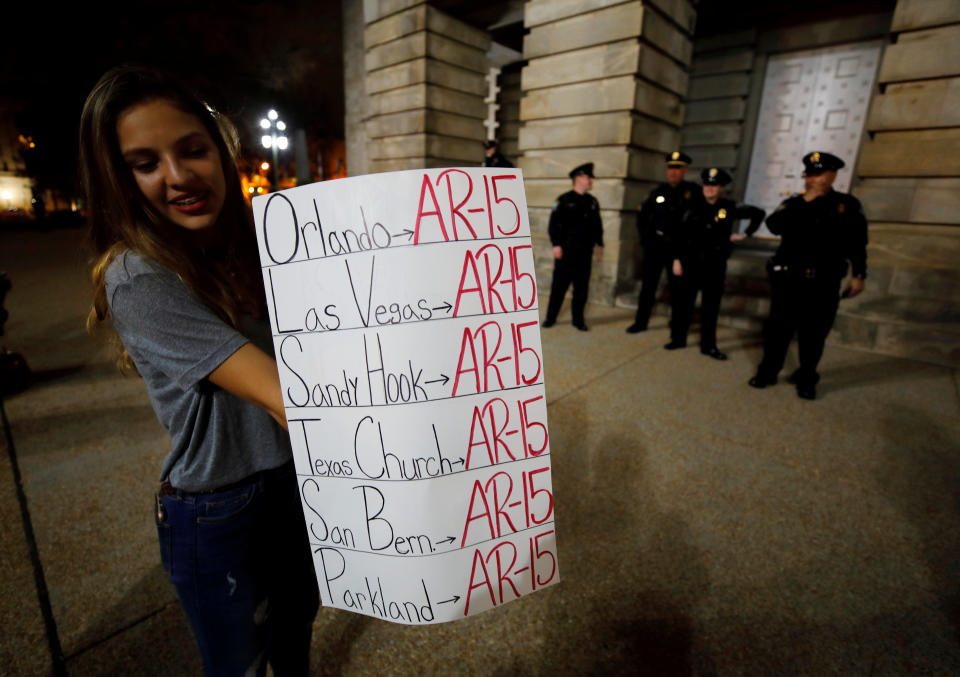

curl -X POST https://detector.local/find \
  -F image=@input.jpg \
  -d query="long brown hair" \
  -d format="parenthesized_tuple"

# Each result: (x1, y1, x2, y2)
(80, 65, 266, 370)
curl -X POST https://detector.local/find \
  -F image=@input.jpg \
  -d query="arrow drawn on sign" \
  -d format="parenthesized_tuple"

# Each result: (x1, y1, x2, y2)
(431, 301, 453, 314)
(438, 595, 461, 605)
(425, 374, 450, 386)
(392, 228, 415, 241)
(434, 536, 456, 546)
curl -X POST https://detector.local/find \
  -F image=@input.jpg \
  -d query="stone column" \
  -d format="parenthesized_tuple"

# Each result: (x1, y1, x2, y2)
(343, 0, 369, 176)
(844, 0, 960, 367)
(363, 0, 491, 173)
(518, 0, 696, 306)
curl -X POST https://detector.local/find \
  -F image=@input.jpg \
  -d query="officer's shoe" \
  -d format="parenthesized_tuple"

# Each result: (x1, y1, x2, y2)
(748, 372, 777, 388)
(787, 369, 817, 398)
(701, 347, 727, 361)
(663, 340, 686, 350)
(542, 319, 556, 328)
(625, 323, 647, 334)
(573, 323, 589, 332)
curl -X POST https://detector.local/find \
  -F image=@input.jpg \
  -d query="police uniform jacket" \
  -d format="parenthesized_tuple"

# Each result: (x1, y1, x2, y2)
(637, 180, 701, 254)
(678, 198, 766, 262)
(483, 152, 514, 168)
(548, 190, 604, 256)
(766, 189, 868, 279)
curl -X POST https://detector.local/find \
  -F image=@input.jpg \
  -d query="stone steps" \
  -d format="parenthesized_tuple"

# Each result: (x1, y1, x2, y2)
(610, 246, 960, 367)
(613, 247, 772, 332)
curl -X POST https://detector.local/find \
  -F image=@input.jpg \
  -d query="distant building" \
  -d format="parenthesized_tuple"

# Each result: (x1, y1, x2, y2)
(0, 107, 33, 217)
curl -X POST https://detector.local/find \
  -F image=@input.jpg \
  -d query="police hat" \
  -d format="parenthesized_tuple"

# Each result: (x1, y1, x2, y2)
(666, 151, 692, 167)
(802, 151, 845, 175)
(701, 167, 732, 186)
(569, 162, 594, 179)
(483, 140, 498, 150)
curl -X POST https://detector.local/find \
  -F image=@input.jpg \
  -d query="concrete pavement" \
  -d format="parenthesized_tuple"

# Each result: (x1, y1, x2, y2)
(2, 225, 959, 675)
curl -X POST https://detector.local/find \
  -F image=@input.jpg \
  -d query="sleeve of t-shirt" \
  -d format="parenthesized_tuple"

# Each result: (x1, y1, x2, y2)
(109, 267, 250, 390)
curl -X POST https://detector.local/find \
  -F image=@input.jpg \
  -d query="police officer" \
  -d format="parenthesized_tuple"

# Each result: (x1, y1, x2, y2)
(670, 167, 765, 357)
(627, 151, 701, 334)
(482, 140, 514, 168)
(542, 162, 604, 331)
(749, 151, 867, 399)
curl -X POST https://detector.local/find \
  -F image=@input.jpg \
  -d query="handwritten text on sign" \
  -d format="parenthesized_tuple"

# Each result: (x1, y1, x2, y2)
(253, 168, 558, 624)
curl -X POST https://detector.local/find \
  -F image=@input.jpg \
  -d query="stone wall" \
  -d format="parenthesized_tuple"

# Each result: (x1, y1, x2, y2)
(840, 0, 960, 366)
(666, 1, 959, 367)
(518, 0, 696, 304)
(679, 29, 757, 182)
(363, 0, 490, 172)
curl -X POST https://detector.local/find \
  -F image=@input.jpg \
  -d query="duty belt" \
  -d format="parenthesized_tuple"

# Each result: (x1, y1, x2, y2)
(771, 264, 818, 279)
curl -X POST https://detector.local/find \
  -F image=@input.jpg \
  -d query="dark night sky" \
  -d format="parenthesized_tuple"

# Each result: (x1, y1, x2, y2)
(2, 0, 344, 190)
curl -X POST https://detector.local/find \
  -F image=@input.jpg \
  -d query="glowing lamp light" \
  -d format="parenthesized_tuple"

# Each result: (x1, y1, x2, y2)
(1, 191, 12, 200)
(259, 109, 287, 191)
(248, 186, 255, 194)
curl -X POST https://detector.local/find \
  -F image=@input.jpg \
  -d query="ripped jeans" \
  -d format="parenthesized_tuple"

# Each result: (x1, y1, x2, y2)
(157, 461, 319, 677)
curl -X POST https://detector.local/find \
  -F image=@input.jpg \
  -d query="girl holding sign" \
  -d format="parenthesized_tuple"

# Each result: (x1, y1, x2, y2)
(80, 65, 318, 675)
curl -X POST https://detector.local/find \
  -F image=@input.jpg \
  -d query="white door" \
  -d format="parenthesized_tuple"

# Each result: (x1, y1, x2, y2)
(743, 41, 882, 236)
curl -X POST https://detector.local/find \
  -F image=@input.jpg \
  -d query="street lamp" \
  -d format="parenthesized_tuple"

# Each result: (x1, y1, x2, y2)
(260, 109, 288, 191)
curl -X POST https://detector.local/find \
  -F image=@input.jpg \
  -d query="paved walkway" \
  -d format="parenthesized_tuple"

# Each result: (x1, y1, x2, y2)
(2, 226, 959, 675)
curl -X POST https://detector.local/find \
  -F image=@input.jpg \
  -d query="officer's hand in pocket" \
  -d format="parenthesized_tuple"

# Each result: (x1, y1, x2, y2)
(672, 259, 683, 277)
(553, 246, 563, 260)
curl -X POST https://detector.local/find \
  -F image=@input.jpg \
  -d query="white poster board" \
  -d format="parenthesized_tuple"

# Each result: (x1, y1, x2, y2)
(252, 168, 559, 624)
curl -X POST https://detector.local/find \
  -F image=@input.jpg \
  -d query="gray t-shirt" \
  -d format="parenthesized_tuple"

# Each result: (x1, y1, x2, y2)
(105, 250, 291, 492)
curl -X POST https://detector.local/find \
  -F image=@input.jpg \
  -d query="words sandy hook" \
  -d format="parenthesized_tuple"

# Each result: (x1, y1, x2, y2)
(253, 167, 559, 624)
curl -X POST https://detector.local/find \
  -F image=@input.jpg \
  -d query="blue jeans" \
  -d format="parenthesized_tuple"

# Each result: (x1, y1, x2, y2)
(156, 461, 319, 676)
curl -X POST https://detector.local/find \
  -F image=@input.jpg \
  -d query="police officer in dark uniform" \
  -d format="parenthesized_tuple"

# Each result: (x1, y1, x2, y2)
(670, 167, 766, 357)
(482, 140, 514, 168)
(749, 152, 868, 399)
(627, 151, 701, 334)
(542, 162, 604, 331)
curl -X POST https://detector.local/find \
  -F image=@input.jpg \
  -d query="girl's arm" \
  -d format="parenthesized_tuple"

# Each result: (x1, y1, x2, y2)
(209, 343, 288, 430)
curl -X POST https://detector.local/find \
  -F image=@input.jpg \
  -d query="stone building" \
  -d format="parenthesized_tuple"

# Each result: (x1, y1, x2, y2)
(0, 106, 33, 217)
(343, 0, 960, 367)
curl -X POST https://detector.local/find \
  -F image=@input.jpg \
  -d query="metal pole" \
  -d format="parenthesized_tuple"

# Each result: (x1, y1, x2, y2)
(271, 131, 279, 191)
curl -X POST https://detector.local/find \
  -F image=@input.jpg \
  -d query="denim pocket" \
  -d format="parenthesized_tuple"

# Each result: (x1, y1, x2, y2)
(197, 484, 258, 524)
(155, 498, 173, 572)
